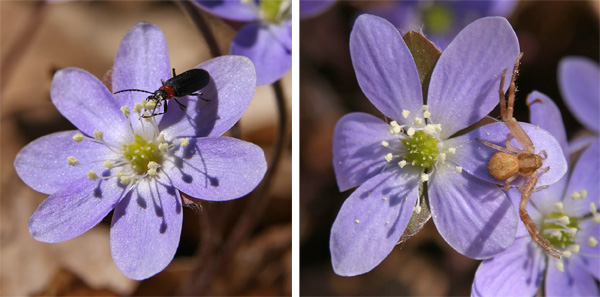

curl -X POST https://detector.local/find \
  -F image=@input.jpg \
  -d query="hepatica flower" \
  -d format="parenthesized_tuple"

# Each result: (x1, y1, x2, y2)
(14, 22, 267, 280)
(331, 14, 566, 276)
(472, 92, 599, 297)
(193, 0, 291, 85)
(558, 56, 600, 152)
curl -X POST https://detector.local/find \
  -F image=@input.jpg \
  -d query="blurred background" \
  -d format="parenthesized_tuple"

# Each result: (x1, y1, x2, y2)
(1, 1, 291, 296)
(300, 0, 598, 296)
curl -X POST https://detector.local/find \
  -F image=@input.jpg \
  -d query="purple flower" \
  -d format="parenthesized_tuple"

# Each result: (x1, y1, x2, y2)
(331, 14, 567, 276)
(299, 0, 335, 18)
(472, 92, 599, 297)
(193, 0, 291, 86)
(558, 56, 600, 152)
(368, 0, 517, 49)
(14, 22, 267, 280)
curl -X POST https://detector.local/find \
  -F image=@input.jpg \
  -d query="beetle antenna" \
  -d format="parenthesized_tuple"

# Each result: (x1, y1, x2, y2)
(114, 89, 154, 95)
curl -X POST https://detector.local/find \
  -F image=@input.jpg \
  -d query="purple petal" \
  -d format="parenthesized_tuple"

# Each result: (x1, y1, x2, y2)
(112, 22, 171, 110)
(29, 178, 126, 243)
(577, 219, 600, 280)
(472, 236, 546, 297)
(192, 0, 259, 22)
(428, 17, 519, 139)
(50, 68, 129, 143)
(546, 257, 599, 297)
(447, 121, 567, 188)
(110, 179, 183, 280)
(563, 140, 599, 217)
(164, 137, 266, 201)
(559, 56, 600, 133)
(330, 170, 419, 276)
(429, 167, 518, 259)
(300, 0, 335, 18)
(528, 91, 568, 161)
(231, 22, 291, 85)
(568, 133, 599, 154)
(332, 112, 399, 191)
(349, 14, 423, 123)
(14, 131, 114, 194)
(159, 56, 257, 138)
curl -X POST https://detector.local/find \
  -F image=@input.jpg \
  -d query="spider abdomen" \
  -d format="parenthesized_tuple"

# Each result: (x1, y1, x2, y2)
(488, 152, 519, 180)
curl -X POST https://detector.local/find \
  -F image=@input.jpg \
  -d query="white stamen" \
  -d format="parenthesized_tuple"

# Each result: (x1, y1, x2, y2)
(93, 130, 103, 141)
(414, 205, 422, 214)
(144, 100, 157, 110)
(355, 219, 360, 224)
(133, 103, 144, 113)
(580, 189, 588, 198)
(448, 147, 456, 154)
(402, 110, 410, 119)
(562, 251, 572, 258)
(120, 106, 130, 116)
(589, 237, 598, 247)
(455, 166, 463, 173)
(413, 117, 423, 125)
(72, 133, 84, 142)
(67, 156, 79, 166)
(423, 124, 436, 134)
(102, 160, 114, 169)
(384, 153, 394, 162)
(555, 202, 564, 211)
(158, 143, 169, 153)
(423, 111, 431, 118)
(407, 127, 415, 136)
(422, 105, 429, 111)
(555, 261, 564, 272)
(438, 153, 446, 162)
(86, 170, 98, 180)
(590, 202, 597, 214)
(381, 140, 389, 147)
(571, 191, 581, 199)
(119, 175, 131, 185)
(180, 137, 190, 147)
(398, 160, 407, 168)
(572, 244, 580, 253)
(421, 173, 429, 182)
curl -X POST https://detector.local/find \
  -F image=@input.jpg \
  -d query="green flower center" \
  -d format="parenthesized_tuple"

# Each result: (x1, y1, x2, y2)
(260, 0, 288, 23)
(423, 4, 453, 34)
(542, 211, 579, 249)
(122, 135, 162, 175)
(401, 130, 439, 168)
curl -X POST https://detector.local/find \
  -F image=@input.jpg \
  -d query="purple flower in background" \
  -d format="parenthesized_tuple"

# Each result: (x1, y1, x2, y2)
(558, 56, 600, 152)
(300, 0, 335, 18)
(368, 0, 516, 49)
(14, 22, 267, 280)
(472, 92, 599, 297)
(193, 0, 291, 86)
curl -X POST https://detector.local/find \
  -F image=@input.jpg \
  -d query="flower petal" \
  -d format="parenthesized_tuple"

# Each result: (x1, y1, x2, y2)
(546, 257, 599, 297)
(110, 179, 183, 280)
(447, 121, 567, 188)
(472, 236, 546, 297)
(50, 68, 129, 143)
(563, 140, 599, 217)
(29, 177, 126, 243)
(192, 0, 259, 22)
(159, 56, 257, 138)
(576, 219, 600, 280)
(528, 91, 568, 161)
(14, 131, 115, 194)
(349, 14, 423, 123)
(429, 167, 518, 259)
(231, 22, 291, 85)
(300, 0, 335, 18)
(112, 22, 171, 111)
(559, 56, 600, 133)
(332, 112, 398, 191)
(428, 17, 519, 139)
(164, 137, 266, 201)
(330, 170, 419, 276)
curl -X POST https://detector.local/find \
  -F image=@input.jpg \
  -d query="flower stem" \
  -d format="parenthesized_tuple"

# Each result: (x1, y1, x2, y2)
(175, 0, 222, 57)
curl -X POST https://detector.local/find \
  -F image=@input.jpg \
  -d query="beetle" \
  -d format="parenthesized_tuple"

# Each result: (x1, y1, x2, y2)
(114, 68, 210, 117)
(477, 53, 561, 259)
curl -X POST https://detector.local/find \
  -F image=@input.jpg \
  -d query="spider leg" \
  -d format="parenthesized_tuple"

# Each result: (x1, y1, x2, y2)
(539, 150, 548, 159)
(517, 176, 526, 193)
(519, 172, 562, 259)
(505, 134, 522, 153)
(476, 139, 517, 155)
(533, 185, 549, 193)
(504, 174, 519, 191)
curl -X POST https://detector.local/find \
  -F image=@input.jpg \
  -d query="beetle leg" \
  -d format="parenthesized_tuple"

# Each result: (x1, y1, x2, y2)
(173, 98, 186, 110)
(191, 92, 210, 102)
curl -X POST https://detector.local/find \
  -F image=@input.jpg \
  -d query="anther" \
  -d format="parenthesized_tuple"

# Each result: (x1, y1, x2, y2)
(407, 127, 415, 136)
(414, 205, 422, 214)
(158, 143, 169, 153)
(448, 147, 456, 154)
(93, 130, 104, 141)
(398, 160, 407, 168)
(120, 106, 130, 116)
(402, 110, 410, 119)
(102, 160, 114, 169)
(455, 166, 463, 173)
(67, 156, 79, 166)
(423, 111, 431, 118)
(180, 138, 190, 147)
(555, 261, 564, 272)
(381, 140, 389, 147)
(580, 189, 588, 198)
(133, 103, 144, 113)
(73, 133, 84, 142)
(589, 237, 598, 247)
(414, 117, 423, 125)
(86, 170, 98, 180)
(555, 202, 564, 211)
(571, 191, 581, 200)
(421, 173, 429, 182)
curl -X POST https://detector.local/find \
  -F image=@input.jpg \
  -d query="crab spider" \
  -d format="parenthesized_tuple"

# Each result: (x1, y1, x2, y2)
(477, 53, 562, 259)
